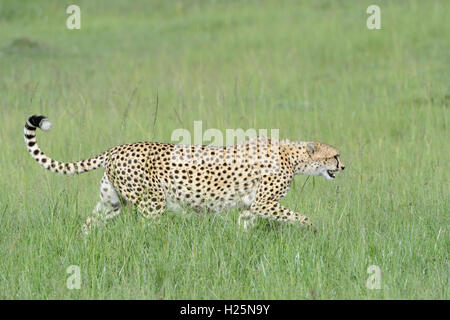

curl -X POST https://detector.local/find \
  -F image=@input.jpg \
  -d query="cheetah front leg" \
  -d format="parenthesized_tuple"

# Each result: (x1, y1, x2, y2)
(250, 200, 314, 228)
(83, 173, 123, 235)
(248, 174, 315, 230)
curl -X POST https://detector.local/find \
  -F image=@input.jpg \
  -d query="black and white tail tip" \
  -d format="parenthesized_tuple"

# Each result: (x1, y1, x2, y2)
(25, 115, 52, 132)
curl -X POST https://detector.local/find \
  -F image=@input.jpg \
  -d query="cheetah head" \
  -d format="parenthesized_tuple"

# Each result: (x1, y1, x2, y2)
(291, 141, 345, 180)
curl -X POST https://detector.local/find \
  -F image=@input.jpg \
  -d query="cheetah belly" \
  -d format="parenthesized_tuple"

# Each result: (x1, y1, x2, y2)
(240, 189, 256, 207)
(165, 196, 184, 212)
(163, 185, 257, 213)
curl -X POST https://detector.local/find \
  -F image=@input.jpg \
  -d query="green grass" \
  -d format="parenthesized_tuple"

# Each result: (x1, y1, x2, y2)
(0, 0, 448, 299)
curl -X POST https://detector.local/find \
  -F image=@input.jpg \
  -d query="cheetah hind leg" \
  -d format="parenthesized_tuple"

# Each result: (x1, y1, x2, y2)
(135, 184, 167, 226)
(83, 173, 122, 235)
(238, 210, 256, 231)
(139, 200, 167, 226)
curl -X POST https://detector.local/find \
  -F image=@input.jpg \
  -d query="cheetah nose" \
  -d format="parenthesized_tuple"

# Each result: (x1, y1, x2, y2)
(341, 166, 345, 170)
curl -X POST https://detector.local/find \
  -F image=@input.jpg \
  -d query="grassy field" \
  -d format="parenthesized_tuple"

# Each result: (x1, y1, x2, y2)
(0, 0, 448, 299)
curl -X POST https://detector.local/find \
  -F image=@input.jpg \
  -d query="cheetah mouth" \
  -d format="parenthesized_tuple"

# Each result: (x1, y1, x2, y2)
(326, 170, 336, 179)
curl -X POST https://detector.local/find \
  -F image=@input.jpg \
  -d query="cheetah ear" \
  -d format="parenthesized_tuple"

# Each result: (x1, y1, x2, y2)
(306, 142, 316, 156)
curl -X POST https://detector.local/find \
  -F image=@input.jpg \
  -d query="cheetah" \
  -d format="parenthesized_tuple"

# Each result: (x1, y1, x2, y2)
(24, 115, 345, 233)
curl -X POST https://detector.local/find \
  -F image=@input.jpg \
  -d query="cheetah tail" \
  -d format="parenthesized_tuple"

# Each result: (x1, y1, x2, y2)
(24, 115, 107, 176)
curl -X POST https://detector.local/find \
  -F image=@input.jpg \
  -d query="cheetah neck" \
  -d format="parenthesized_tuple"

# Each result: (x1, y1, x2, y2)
(280, 140, 314, 175)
